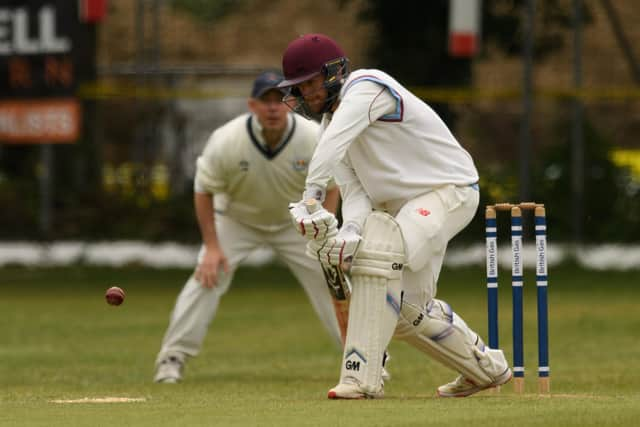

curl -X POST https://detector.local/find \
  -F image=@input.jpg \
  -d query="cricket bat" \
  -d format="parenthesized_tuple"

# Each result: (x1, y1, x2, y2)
(304, 198, 351, 344)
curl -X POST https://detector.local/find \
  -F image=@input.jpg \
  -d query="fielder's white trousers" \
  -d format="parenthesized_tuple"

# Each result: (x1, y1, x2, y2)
(157, 215, 342, 361)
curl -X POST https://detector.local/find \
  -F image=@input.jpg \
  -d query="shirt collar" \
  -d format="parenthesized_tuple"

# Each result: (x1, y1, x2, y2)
(249, 113, 294, 150)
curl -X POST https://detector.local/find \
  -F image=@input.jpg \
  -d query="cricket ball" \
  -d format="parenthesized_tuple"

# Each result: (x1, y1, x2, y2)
(105, 286, 125, 306)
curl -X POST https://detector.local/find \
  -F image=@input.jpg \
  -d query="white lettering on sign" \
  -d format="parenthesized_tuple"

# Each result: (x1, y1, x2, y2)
(0, 99, 79, 143)
(0, 6, 71, 55)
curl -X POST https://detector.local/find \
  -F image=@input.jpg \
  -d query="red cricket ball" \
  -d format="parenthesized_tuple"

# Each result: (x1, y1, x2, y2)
(105, 286, 125, 306)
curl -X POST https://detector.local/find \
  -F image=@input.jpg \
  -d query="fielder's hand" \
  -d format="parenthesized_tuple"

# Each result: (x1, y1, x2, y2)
(195, 247, 229, 288)
(289, 199, 338, 240)
(306, 223, 361, 268)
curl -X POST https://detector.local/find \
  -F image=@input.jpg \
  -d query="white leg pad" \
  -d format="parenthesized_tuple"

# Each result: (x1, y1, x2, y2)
(395, 298, 509, 386)
(336, 212, 404, 396)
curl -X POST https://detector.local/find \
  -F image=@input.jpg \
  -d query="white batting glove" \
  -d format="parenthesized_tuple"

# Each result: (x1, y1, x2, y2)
(308, 223, 362, 267)
(289, 199, 338, 241)
(305, 228, 337, 262)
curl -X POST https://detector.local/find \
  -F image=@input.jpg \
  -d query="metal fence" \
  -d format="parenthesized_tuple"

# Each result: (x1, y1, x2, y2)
(1, 0, 640, 243)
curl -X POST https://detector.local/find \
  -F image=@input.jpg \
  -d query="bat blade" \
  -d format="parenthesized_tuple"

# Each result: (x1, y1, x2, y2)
(304, 198, 351, 299)
(321, 262, 351, 345)
(320, 262, 352, 300)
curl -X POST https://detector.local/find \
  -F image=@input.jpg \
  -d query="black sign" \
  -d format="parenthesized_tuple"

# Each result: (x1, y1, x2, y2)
(0, 1, 84, 97)
(0, 1, 96, 142)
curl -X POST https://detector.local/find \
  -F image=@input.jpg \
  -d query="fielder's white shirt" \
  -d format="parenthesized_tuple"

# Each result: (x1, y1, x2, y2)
(195, 113, 320, 231)
(306, 68, 479, 228)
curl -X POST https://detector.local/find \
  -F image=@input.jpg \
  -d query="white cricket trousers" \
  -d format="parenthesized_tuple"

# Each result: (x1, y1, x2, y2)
(391, 183, 507, 382)
(394, 184, 480, 308)
(157, 214, 342, 361)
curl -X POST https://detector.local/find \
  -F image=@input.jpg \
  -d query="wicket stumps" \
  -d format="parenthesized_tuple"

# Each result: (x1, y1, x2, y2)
(485, 202, 550, 394)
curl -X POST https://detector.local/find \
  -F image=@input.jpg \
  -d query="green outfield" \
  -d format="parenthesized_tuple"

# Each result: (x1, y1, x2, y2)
(1, 264, 639, 426)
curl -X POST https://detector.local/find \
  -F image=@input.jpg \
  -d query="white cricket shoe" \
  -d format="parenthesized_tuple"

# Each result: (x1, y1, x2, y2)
(381, 351, 392, 382)
(436, 368, 512, 397)
(327, 378, 384, 399)
(381, 367, 391, 382)
(154, 355, 184, 384)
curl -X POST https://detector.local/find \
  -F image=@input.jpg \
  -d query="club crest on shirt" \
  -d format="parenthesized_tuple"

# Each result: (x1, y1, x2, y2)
(239, 160, 249, 171)
(292, 157, 309, 171)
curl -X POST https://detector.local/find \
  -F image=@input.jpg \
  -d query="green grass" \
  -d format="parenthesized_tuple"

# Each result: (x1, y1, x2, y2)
(1, 264, 639, 426)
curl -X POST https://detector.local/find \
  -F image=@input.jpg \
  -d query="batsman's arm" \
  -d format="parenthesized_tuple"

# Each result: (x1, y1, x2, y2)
(305, 81, 386, 192)
(322, 185, 340, 215)
(333, 159, 371, 233)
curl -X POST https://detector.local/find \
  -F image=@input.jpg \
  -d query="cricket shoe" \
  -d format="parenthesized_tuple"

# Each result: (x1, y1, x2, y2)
(381, 367, 391, 382)
(154, 354, 184, 384)
(327, 377, 384, 400)
(436, 368, 512, 398)
(381, 351, 392, 382)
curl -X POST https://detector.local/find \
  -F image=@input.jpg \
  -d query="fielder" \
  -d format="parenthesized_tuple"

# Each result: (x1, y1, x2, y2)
(281, 34, 512, 398)
(154, 71, 345, 383)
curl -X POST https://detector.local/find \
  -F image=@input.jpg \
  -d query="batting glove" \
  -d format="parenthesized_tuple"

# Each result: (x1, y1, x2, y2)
(308, 222, 362, 267)
(305, 228, 337, 262)
(289, 200, 338, 241)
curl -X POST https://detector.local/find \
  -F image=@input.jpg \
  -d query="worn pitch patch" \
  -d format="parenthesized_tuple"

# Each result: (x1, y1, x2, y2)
(49, 397, 146, 403)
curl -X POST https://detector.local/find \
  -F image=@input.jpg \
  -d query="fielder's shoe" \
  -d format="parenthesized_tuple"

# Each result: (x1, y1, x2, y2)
(154, 355, 184, 384)
(436, 368, 512, 398)
(328, 377, 384, 400)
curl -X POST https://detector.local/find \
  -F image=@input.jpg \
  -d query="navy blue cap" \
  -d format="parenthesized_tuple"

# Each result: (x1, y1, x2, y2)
(251, 71, 285, 98)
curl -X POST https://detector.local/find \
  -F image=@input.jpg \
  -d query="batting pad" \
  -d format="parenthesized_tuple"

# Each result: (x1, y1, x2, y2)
(339, 211, 405, 394)
(395, 299, 509, 386)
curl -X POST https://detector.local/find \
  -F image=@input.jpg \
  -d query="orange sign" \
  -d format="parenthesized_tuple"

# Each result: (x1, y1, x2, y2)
(0, 99, 80, 143)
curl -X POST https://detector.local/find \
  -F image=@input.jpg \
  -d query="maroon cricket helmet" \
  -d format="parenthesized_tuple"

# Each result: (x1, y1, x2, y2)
(279, 34, 347, 87)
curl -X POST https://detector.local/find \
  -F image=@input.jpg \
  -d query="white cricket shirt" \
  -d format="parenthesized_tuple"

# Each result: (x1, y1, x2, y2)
(307, 69, 479, 227)
(195, 113, 320, 231)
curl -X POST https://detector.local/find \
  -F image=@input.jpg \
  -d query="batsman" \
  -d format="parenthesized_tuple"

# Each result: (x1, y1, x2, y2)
(281, 34, 512, 398)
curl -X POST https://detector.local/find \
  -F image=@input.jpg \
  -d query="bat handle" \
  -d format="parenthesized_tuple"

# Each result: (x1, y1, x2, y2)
(342, 256, 353, 272)
(304, 198, 320, 214)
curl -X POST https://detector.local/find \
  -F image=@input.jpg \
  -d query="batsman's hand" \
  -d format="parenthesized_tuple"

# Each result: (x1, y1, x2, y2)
(307, 223, 361, 268)
(289, 199, 338, 240)
(195, 247, 229, 288)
